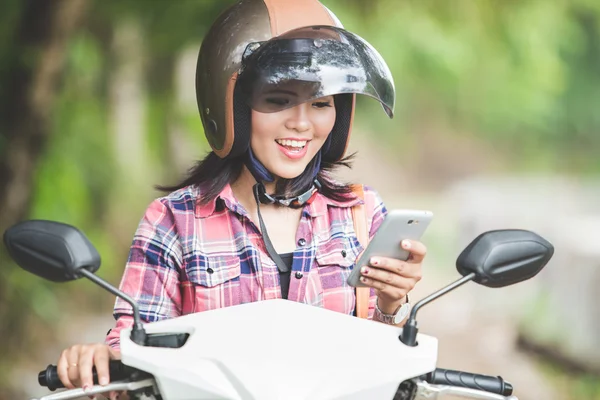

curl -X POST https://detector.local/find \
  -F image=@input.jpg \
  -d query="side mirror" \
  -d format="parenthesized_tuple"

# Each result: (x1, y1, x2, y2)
(4, 219, 149, 345)
(456, 229, 554, 288)
(401, 229, 554, 347)
(3, 220, 100, 282)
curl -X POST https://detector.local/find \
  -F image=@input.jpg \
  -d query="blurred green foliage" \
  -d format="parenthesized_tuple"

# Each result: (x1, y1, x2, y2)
(328, 0, 600, 173)
(0, 0, 599, 397)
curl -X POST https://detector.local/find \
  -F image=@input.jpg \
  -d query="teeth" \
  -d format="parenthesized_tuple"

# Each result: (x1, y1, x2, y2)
(276, 139, 307, 148)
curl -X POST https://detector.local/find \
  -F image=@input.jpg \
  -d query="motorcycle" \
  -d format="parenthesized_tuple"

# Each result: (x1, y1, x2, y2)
(3, 220, 554, 400)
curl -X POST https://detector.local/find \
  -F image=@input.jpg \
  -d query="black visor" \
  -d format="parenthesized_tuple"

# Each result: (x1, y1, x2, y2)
(237, 26, 395, 118)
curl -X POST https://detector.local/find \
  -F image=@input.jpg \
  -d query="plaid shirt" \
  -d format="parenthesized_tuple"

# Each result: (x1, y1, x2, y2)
(106, 183, 386, 348)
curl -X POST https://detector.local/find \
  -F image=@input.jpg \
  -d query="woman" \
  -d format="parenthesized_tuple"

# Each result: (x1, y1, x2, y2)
(55, 0, 426, 397)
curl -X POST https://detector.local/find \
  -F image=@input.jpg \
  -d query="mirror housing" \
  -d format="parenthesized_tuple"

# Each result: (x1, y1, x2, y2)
(401, 229, 554, 346)
(3, 220, 100, 282)
(456, 229, 553, 288)
(4, 219, 151, 345)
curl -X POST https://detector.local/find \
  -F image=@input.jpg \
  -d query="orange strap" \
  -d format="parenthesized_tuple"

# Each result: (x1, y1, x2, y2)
(351, 185, 371, 319)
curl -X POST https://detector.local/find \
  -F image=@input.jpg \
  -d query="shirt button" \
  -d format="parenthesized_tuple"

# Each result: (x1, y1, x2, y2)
(207, 268, 214, 274)
(341, 250, 347, 258)
(297, 238, 307, 247)
(295, 272, 304, 279)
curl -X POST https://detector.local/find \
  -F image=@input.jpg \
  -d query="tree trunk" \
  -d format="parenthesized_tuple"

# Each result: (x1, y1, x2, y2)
(0, 0, 89, 393)
(0, 0, 89, 236)
(110, 18, 147, 180)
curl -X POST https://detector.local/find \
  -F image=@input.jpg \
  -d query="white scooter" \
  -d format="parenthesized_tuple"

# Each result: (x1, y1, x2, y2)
(3, 220, 554, 400)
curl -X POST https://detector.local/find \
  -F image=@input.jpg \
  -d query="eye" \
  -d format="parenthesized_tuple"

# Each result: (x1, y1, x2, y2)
(265, 97, 290, 106)
(312, 101, 332, 109)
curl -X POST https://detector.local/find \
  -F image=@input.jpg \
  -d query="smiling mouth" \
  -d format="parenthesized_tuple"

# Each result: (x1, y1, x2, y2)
(275, 139, 309, 152)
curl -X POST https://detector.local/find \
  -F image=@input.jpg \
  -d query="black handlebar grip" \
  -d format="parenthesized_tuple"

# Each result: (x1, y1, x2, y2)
(38, 360, 130, 391)
(422, 368, 513, 396)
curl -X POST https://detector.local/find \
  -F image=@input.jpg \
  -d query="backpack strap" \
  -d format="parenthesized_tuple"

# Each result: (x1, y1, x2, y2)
(351, 184, 371, 319)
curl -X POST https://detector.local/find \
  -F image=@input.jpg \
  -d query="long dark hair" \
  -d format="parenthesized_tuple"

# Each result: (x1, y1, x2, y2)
(156, 151, 357, 205)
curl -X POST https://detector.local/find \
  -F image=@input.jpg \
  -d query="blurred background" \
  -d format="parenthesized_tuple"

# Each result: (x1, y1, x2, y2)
(0, 0, 599, 398)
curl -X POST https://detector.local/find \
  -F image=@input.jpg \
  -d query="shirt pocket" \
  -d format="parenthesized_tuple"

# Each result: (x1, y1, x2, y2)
(181, 254, 242, 314)
(313, 235, 363, 314)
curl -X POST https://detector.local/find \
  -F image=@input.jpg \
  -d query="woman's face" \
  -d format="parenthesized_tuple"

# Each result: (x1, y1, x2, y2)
(250, 96, 336, 180)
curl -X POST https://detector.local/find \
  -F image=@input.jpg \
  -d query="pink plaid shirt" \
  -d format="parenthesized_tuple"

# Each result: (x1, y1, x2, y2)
(106, 183, 386, 348)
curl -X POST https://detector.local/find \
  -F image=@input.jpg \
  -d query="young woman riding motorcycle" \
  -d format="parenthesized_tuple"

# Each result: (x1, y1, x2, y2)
(55, 1, 426, 398)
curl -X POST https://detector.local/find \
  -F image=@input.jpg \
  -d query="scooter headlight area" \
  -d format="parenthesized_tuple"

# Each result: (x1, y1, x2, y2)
(4, 221, 552, 400)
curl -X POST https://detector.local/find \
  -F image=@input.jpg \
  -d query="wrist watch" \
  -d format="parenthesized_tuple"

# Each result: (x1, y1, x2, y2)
(374, 295, 411, 325)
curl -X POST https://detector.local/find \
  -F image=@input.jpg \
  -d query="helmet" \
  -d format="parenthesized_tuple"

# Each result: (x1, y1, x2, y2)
(195, 0, 395, 163)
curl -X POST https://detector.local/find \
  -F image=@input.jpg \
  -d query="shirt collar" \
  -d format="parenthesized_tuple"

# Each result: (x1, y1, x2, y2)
(196, 184, 363, 219)
(196, 184, 244, 218)
(305, 190, 363, 217)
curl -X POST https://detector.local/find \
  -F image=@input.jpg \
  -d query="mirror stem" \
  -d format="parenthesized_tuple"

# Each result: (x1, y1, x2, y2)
(400, 272, 476, 347)
(79, 269, 147, 345)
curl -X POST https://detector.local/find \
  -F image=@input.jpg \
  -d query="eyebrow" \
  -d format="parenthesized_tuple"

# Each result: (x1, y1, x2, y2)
(264, 89, 298, 96)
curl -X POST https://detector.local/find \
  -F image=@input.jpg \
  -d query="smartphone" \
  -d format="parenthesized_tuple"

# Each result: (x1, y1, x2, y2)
(347, 209, 433, 287)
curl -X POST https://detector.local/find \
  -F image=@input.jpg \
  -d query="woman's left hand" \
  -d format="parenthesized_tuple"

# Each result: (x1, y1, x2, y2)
(358, 239, 426, 312)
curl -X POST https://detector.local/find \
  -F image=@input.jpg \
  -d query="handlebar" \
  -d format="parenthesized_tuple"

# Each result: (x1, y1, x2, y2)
(38, 363, 514, 398)
(420, 368, 513, 396)
(38, 360, 138, 391)
(31, 378, 156, 400)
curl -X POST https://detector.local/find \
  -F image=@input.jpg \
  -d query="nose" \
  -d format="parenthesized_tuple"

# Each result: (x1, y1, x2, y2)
(284, 103, 311, 132)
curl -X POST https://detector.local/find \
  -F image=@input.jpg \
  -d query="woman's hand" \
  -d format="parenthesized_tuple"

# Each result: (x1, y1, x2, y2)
(358, 239, 426, 313)
(56, 343, 122, 399)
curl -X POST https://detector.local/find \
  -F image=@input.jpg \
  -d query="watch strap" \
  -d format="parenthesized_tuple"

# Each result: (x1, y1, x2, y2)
(375, 294, 410, 325)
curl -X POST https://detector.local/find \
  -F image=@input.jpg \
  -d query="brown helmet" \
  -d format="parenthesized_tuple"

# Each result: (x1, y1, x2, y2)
(195, 0, 395, 162)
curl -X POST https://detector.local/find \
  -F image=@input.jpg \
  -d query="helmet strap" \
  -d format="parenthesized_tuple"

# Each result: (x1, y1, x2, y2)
(251, 179, 320, 274)
(253, 179, 321, 209)
(252, 184, 289, 274)
(245, 146, 323, 208)
(246, 147, 275, 182)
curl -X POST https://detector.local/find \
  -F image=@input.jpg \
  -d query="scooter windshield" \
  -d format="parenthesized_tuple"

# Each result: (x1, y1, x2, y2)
(237, 26, 395, 118)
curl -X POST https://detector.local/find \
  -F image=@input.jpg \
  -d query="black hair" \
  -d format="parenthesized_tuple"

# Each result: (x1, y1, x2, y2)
(155, 150, 357, 205)
(158, 89, 358, 204)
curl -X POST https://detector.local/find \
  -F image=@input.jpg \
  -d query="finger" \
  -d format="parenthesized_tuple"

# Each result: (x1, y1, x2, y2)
(367, 256, 402, 272)
(367, 257, 421, 280)
(360, 264, 420, 299)
(57, 350, 76, 389)
(94, 346, 111, 386)
(359, 275, 407, 298)
(108, 346, 122, 361)
(360, 265, 407, 289)
(78, 346, 96, 391)
(401, 239, 427, 263)
(66, 346, 81, 386)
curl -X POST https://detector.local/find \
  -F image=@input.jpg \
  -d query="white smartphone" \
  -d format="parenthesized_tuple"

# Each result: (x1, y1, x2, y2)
(347, 209, 433, 287)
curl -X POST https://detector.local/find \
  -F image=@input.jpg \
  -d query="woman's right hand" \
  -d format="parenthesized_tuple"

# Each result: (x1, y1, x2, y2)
(56, 343, 121, 398)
